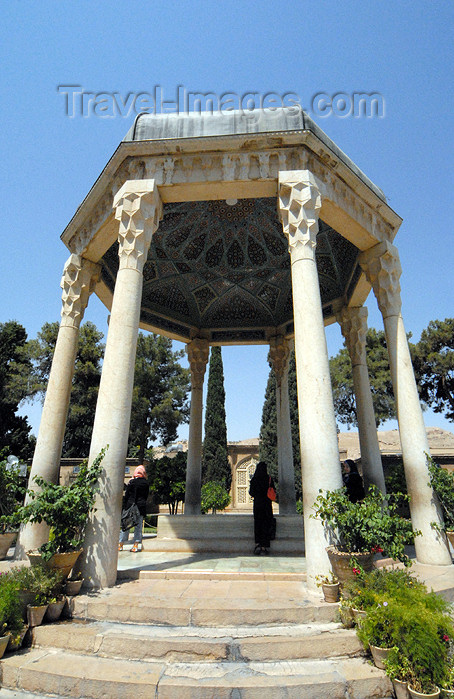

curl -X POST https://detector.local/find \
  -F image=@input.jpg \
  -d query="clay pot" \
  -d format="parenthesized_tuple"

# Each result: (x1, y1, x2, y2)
(0, 633, 11, 659)
(27, 604, 48, 627)
(64, 578, 83, 596)
(393, 678, 410, 699)
(45, 598, 66, 622)
(7, 626, 28, 652)
(27, 549, 82, 580)
(440, 689, 454, 698)
(408, 686, 440, 698)
(326, 546, 374, 583)
(322, 582, 340, 603)
(352, 608, 367, 624)
(0, 532, 17, 559)
(369, 644, 392, 669)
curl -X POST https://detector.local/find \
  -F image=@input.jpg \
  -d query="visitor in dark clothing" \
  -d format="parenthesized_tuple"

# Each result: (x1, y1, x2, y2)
(342, 459, 365, 503)
(249, 461, 275, 555)
(118, 465, 149, 552)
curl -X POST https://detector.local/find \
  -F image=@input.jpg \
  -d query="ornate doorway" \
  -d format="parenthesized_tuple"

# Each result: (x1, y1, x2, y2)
(235, 457, 258, 509)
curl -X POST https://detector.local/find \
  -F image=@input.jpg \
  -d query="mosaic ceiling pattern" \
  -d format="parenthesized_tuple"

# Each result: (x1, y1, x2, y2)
(101, 198, 359, 334)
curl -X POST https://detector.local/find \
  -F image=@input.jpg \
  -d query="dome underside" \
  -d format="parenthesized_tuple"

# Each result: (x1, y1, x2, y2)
(101, 198, 359, 339)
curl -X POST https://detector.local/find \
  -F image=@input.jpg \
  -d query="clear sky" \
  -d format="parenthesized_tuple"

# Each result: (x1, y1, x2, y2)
(1, 1, 453, 443)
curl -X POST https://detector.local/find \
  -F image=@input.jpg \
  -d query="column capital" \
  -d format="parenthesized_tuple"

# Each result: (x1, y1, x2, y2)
(113, 179, 163, 273)
(359, 241, 402, 318)
(60, 255, 101, 328)
(268, 335, 290, 387)
(337, 306, 368, 367)
(278, 170, 322, 261)
(186, 338, 209, 390)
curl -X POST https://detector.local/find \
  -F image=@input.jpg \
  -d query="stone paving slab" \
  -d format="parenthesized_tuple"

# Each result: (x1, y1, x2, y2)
(31, 619, 363, 662)
(0, 649, 393, 699)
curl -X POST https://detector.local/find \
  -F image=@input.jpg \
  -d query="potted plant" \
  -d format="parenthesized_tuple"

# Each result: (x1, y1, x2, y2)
(9, 448, 106, 578)
(441, 663, 454, 698)
(428, 456, 454, 550)
(385, 650, 412, 699)
(0, 456, 26, 559)
(64, 572, 84, 596)
(311, 485, 419, 582)
(0, 569, 27, 654)
(315, 571, 340, 602)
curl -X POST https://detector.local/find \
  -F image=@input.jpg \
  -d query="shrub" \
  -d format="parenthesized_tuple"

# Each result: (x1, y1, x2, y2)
(311, 485, 418, 565)
(8, 448, 106, 560)
(201, 481, 231, 514)
(0, 571, 24, 636)
(0, 458, 26, 534)
(428, 455, 454, 531)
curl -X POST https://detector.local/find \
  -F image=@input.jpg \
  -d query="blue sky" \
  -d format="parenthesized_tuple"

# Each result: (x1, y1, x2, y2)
(1, 1, 453, 442)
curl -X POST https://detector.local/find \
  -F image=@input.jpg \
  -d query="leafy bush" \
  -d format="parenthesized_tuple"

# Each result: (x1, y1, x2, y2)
(311, 485, 418, 565)
(201, 481, 231, 514)
(0, 457, 26, 534)
(7, 565, 63, 606)
(428, 455, 454, 531)
(8, 448, 106, 560)
(0, 570, 24, 636)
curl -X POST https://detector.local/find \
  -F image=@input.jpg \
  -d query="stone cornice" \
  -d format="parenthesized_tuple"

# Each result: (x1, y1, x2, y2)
(61, 131, 402, 258)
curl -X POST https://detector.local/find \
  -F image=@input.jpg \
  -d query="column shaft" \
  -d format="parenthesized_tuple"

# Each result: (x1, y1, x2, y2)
(17, 255, 99, 558)
(184, 339, 209, 515)
(361, 241, 451, 565)
(338, 306, 386, 494)
(279, 171, 343, 588)
(81, 179, 162, 588)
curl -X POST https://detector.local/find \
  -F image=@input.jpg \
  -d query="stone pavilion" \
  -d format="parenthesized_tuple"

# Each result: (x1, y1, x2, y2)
(20, 107, 452, 588)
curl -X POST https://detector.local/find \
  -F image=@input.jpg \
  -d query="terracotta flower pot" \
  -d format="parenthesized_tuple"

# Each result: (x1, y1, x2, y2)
(45, 598, 66, 622)
(27, 604, 48, 627)
(352, 608, 367, 625)
(64, 578, 83, 596)
(0, 532, 17, 559)
(7, 626, 28, 652)
(322, 582, 340, 603)
(339, 606, 355, 628)
(393, 678, 410, 699)
(408, 686, 440, 698)
(326, 546, 374, 583)
(0, 633, 11, 659)
(27, 549, 82, 580)
(369, 644, 392, 669)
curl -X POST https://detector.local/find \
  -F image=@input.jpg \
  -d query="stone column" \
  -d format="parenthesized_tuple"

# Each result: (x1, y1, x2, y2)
(360, 241, 451, 565)
(278, 170, 343, 588)
(17, 255, 100, 558)
(337, 306, 386, 495)
(184, 338, 209, 515)
(81, 179, 163, 588)
(268, 336, 297, 514)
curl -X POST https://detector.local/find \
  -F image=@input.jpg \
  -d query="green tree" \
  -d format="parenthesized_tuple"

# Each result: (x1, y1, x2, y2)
(202, 346, 230, 489)
(147, 452, 186, 514)
(258, 351, 301, 499)
(412, 318, 454, 422)
(329, 328, 396, 428)
(0, 321, 35, 459)
(31, 321, 104, 457)
(129, 333, 190, 460)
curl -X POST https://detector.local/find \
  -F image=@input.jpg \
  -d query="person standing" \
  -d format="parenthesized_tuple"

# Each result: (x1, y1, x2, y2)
(342, 459, 365, 503)
(118, 464, 149, 552)
(249, 461, 275, 555)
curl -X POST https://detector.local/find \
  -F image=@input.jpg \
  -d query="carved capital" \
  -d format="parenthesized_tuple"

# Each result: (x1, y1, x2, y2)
(337, 306, 368, 367)
(278, 170, 322, 261)
(186, 338, 210, 390)
(359, 241, 402, 318)
(113, 179, 163, 273)
(60, 255, 101, 328)
(268, 336, 290, 387)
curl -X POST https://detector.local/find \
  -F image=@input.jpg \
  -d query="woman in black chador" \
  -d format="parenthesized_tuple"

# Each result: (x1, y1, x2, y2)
(342, 459, 365, 503)
(249, 461, 275, 555)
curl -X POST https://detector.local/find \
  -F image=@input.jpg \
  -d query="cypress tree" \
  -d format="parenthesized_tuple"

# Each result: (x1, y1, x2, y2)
(259, 350, 302, 499)
(202, 346, 230, 489)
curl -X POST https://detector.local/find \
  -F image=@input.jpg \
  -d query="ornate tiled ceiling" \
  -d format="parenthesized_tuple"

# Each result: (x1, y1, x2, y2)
(101, 198, 359, 336)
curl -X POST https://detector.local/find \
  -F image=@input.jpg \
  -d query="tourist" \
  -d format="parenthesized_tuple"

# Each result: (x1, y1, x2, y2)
(342, 459, 365, 503)
(249, 461, 275, 555)
(118, 465, 149, 552)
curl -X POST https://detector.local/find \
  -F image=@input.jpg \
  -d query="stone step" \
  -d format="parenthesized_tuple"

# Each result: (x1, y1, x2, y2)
(143, 537, 305, 555)
(125, 569, 307, 582)
(0, 649, 393, 698)
(31, 620, 364, 662)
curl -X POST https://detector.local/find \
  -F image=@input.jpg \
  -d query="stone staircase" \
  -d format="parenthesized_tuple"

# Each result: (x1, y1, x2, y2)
(0, 572, 393, 698)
